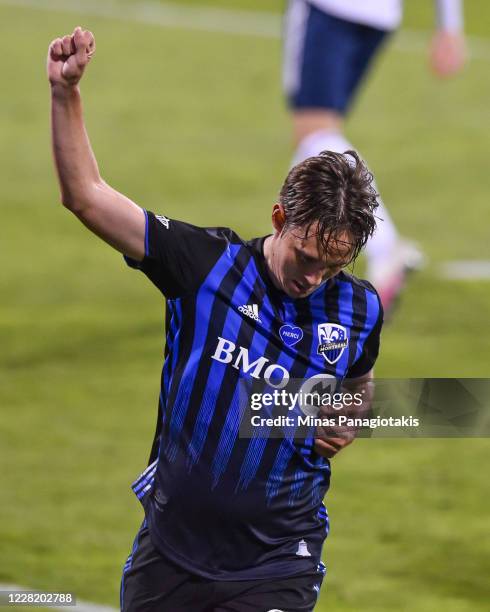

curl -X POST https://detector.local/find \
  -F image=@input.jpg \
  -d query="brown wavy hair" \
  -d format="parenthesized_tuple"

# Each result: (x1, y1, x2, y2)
(279, 150, 379, 261)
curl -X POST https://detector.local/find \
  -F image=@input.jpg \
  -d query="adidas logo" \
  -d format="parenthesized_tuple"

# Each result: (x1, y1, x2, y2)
(155, 214, 170, 229)
(238, 304, 262, 323)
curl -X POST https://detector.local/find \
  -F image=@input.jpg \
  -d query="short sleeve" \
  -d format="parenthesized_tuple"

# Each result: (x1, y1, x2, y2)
(346, 296, 383, 378)
(125, 210, 228, 298)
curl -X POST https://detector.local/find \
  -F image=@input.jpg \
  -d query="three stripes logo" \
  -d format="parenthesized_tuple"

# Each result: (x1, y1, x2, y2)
(155, 214, 170, 229)
(238, 303, 262, 324)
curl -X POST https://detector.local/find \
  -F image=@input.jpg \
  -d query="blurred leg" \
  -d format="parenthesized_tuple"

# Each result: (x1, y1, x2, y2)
(283, 2, 423, 312)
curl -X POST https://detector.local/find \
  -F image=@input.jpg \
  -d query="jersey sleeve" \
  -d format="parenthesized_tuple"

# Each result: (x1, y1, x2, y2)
(346, 295, 383, 378)
(125, 210, 228, 298)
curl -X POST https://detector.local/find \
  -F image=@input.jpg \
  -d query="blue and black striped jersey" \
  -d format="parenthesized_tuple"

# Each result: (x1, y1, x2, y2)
(125, 210, 383, 581)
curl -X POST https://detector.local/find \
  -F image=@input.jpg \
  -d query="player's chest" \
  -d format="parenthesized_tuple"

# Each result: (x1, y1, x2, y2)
(189, 277, 362, 380)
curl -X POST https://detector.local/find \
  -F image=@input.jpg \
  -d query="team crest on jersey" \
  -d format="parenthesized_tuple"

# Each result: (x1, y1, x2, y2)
(317, 323, 348, 364)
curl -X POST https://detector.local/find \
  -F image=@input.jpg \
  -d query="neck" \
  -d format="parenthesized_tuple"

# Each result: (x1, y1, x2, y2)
(262, 235, 282, 292)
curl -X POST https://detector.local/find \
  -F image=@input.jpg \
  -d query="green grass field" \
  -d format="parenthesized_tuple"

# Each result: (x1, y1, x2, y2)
(1, 1, 489, 610)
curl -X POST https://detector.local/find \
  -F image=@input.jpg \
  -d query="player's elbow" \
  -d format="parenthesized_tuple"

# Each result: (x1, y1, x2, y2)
(61, 196, 95, 221)
(59, 181, 102, 214)
(61, 191, 84, 213)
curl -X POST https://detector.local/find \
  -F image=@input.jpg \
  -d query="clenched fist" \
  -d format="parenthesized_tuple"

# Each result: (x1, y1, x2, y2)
(47, 27, 95, 88)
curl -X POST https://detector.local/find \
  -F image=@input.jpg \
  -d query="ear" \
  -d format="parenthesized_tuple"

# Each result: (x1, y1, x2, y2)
(271, 203, 286, 234)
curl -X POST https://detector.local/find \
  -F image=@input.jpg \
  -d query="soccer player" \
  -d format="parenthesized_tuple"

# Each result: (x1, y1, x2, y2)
(283, 0, 466, 312)
(48, 28, 383, 611)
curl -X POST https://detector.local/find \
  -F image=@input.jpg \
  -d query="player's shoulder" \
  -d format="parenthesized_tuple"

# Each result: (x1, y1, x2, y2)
(337, 270, 378, 296)
(150, 211, 243, 247)
(200, 225, 245, 246)
(336, 271, 384, 323)
(192, 225, 249, 261)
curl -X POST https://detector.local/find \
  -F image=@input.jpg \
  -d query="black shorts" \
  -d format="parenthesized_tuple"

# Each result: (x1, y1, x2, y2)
(120, 524, 324, 612)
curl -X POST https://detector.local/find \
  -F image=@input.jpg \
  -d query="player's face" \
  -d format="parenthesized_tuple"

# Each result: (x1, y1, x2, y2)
(274, 225, 355, 299)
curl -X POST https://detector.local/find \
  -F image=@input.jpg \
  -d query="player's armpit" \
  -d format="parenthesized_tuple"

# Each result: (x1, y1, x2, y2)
(128, 212, 230, 299)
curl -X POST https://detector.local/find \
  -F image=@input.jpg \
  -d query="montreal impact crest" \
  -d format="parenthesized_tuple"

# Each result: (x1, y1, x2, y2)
(317, 323, 349, 365)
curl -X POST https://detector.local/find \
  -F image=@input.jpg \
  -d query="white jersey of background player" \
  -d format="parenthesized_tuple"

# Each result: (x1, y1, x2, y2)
(284, 0, 466, 315)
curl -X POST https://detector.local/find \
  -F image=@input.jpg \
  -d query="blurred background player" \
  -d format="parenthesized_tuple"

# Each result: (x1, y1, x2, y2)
(283, 0, 466, 313)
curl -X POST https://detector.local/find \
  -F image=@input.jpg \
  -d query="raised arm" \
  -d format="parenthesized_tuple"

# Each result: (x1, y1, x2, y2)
(48, 27, 146, 260)
(430, 0, 466, 77)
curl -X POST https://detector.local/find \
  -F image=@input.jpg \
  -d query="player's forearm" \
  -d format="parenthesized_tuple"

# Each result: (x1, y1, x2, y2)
(50, 84, 102, 211)
(343, 371, 375, 410)
(314, 372, 375, 459)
